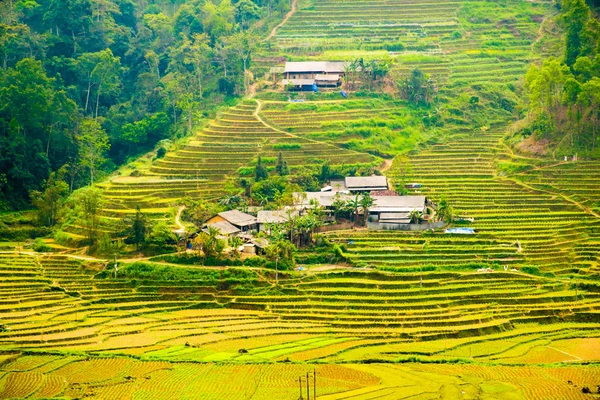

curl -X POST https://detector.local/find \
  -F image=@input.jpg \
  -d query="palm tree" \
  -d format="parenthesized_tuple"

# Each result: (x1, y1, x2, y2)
(408, 209, 422, 224)
(347, 194, 361, 225)
(436, 198, 453, 222)
(359, 193, 374, 226)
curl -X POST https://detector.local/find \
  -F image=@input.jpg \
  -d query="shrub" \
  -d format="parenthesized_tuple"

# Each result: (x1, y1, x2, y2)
(156, 147, 167, 159)
(33, 238, 52, 252)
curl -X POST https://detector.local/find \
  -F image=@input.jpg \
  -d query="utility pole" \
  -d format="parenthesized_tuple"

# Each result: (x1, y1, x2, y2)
(113, 253, 118, 279)
(313, 368, 316, 399)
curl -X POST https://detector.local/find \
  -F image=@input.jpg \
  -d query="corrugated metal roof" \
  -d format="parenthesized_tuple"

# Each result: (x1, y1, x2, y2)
(257, 210, 298, 224)
(345, 176, 388, 189)
(218, 210, 257, 227)
(203, 221, 240, 235)
(284, 61, 347, 74)
(370, 195, 426, 212)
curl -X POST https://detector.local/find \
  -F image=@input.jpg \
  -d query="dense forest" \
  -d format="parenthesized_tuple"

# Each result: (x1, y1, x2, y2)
(0, 0, 287, 209)
(519, 0, 600, 156)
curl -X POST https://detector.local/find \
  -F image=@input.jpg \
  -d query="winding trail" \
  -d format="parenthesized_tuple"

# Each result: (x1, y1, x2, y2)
(267, 0, 298, 40)
(253, 99, 368, 157)
(503, 176, 600, 220)
(380, 158, 393, 172)
(175, 205, 186, 235)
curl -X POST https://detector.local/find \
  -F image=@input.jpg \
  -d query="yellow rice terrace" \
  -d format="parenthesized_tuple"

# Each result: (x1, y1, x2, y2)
(1, 0, 599, 398)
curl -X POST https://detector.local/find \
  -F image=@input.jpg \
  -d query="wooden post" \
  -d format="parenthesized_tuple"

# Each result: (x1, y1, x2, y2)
(306, 372, 310, 400)
(313, 368, 316, 399)
(299, 377, 303, 399)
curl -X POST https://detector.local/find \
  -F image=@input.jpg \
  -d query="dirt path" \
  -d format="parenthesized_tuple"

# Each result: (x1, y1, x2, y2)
(503, 176, 600, 220)
(175, 205, 186, 235)
(252, 99, 368, 157)
(267, 0, 298, 40)
(380, 158, 393, 172)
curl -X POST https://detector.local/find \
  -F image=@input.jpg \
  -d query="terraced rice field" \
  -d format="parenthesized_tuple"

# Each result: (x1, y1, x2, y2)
(1, 354, 599, 399)
(68, 100, 376, 237)
(1, 252, 598, 366)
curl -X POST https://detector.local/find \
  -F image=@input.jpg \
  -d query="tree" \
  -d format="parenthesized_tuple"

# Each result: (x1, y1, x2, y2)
(235, 0, 261, 30)
(255, 155, 268, 181)
(219, 193, 247, 210)
(347, 194, 361, 225)
(75, 186, 104, 244)
(195, 226, 225, 256)
(148, 221, 177, 248)
(275, 151, 289, 176)
(408, 209, 422, 224)
(577, 77, 600, 150)
(397, 68, 436, 106)
(359, 192, 374, 225)
(29, 172, 69, 226)
(265, 239, 296, 266)
(436, 198, 453, 222)
(76, 118, 110, 185)
(392, 155, 413, 194)
(563, 0, 591, 66)
(77, 49, 122, 118)
(202, 0, 234, 41)
(221, 30, 258, 93)
(128, 205, 147, 251)
(184, 198, 222, 228)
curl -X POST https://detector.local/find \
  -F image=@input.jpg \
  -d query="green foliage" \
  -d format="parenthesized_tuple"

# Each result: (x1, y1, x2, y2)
(123, 206, 147, 251)
(254, 155, 269, 181)
(397, 68, 437, 107)
(0, 0, 279, 208)
(149, 222, 177, 248)
(29, 172, 69, 227)
(33, 238, 52, 252)
(73, 186, 103, 244)
(76, 118, 110, 185)
(272, 143, 301, 150)
(99, 261, 258, 283)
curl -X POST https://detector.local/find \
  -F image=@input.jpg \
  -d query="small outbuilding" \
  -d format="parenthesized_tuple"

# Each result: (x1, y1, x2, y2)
(344, 176, 389, 193)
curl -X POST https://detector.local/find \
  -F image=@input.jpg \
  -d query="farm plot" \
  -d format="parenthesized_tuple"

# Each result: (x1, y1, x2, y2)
(1, 355, 599, 399)
(381, 129, 600, 276)
(64, 100, 375, 238)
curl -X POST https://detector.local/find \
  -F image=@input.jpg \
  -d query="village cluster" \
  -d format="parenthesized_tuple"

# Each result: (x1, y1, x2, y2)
(199, 175, 439, 255)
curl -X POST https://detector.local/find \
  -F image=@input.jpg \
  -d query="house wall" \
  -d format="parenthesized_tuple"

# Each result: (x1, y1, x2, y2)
(206, 215, 226, 225)
(366, 221, 446, 231)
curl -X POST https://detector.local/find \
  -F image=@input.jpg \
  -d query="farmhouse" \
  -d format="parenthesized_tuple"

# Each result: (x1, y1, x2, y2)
(367, 195, 427, 225)
(203, 220, 240, 237)
(281, 61, 346, 90)
(256, 210, 298, 232)
(321, 176, 389, 193)
(206, 210, 257, 232)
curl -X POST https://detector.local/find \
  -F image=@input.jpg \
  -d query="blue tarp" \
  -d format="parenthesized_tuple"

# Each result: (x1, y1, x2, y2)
(340, 90, 348, 98)
(445, 228, 475, 234)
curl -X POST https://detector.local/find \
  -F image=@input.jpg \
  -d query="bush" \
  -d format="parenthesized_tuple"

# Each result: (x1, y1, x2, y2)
(33, 238, 52, 252)
(156, 147, 167, 159)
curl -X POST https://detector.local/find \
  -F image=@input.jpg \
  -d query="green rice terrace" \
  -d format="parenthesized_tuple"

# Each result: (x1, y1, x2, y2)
(1, 0, 600, 398)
